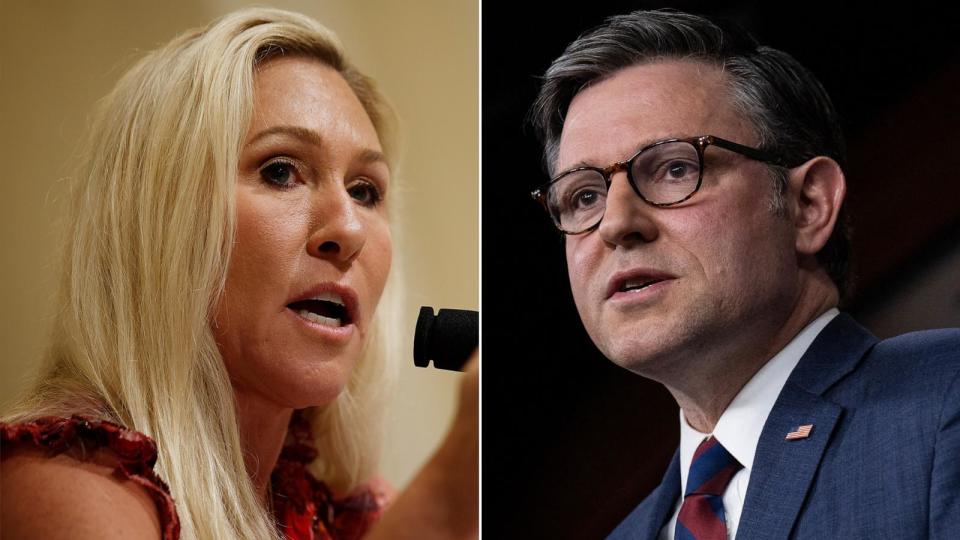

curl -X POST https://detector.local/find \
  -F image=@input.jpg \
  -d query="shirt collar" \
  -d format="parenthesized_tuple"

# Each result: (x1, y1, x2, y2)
(678, 308, 839, 494)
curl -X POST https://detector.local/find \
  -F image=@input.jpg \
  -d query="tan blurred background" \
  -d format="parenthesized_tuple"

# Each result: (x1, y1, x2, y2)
(0, 0, 478, 489)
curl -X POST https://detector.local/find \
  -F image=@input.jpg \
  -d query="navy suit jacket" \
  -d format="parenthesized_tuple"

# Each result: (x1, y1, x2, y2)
(609, 314, 960, 539)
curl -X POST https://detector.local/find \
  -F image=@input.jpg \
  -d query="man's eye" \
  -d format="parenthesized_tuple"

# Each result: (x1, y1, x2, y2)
(550, 173, 606, 216)
(652, 159, 699, 183)
(668, 162, 688, 177)
(572, 189, 602, 210)
(347, 180, 383, 207)
(259, 160, 297, 187)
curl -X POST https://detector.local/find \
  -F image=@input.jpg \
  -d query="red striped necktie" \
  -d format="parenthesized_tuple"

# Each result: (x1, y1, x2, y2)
(675, 436, 743, 540)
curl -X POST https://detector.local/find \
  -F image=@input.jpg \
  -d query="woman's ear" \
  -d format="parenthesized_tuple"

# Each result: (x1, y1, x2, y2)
(787, 156, 846, 256)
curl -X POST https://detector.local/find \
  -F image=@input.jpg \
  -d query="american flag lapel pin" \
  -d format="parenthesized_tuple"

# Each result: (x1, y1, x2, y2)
(785, 424, 813, 440)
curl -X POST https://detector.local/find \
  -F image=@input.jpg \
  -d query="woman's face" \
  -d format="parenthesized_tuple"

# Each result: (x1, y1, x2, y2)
(214, 56, 392, 409)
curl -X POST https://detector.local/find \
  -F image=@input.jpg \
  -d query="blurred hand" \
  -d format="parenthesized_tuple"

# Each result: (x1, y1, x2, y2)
(365, 350, 479, 539)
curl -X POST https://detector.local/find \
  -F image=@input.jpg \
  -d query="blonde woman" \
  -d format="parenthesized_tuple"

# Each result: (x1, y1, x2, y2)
(0, 7, 478, 540)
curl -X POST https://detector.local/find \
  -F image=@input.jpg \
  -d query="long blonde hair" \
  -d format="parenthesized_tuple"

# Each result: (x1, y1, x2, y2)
(2, 7, 399, 539)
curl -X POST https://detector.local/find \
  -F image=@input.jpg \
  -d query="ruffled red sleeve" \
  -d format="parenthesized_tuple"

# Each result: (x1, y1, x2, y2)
(271, 411, 384, 540)
(1, 415, 181, 540)
(2, 412, 383, 540)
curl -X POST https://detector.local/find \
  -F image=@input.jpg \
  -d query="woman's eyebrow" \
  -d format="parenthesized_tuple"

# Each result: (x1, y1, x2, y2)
(356, 148, 387, 166)
(247, 125, 323, 147)
(245, 125, 386, 165)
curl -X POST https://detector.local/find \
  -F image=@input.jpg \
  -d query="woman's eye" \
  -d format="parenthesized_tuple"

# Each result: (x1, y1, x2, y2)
(259, 160, 297, 187)
(347, 180, 383, 207)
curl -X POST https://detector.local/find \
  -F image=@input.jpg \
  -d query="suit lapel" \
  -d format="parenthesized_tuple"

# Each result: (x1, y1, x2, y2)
(735, 383, 842, 540)
(607, 450, 680, 539)
(642, 450, 681, 539)
(737, 314, 876, 540)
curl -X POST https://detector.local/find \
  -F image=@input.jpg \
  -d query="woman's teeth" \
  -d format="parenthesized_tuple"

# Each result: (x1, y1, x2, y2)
(297, 309, 342, 327)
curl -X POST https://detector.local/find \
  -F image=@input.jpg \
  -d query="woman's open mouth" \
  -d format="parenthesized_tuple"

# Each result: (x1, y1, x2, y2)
(284, 283, 361, 338)
(287, 291, 352, 327)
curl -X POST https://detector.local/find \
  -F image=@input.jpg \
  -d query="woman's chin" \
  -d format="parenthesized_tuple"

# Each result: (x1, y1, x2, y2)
(282, 363, 354, 408)
(231, 360, 354, 411)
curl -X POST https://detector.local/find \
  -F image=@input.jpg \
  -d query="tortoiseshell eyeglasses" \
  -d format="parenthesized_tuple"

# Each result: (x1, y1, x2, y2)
(530, 135, 791, 235)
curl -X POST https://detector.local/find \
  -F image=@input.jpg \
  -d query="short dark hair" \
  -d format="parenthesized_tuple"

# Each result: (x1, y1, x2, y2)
(530, 9, 852, 298)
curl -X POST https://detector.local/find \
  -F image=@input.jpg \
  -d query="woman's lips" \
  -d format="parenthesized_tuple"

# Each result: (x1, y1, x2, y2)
(285, 306, 356, 344)
(285, 282, 361, 329)
(284, 281, 361, 344)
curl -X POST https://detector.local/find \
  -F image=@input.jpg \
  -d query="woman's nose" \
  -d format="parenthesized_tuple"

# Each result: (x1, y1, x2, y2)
(307, 189, 366, 264)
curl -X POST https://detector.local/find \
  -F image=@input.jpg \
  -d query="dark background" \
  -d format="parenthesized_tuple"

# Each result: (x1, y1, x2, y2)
(482, 2, 960, 538)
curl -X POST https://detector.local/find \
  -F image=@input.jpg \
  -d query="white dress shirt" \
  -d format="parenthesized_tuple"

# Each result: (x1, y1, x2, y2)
(659, 308, 839, 540)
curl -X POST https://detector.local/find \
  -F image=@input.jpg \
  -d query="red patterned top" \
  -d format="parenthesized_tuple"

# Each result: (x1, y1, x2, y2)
(0, 412, 384, 540)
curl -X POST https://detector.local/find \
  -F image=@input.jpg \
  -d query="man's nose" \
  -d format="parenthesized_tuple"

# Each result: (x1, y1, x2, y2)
(596, 172, 658, 246)
(307, 188, 366, 265)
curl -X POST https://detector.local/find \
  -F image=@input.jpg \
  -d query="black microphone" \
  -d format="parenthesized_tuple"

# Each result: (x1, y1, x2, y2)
(414, 306, 478, 371)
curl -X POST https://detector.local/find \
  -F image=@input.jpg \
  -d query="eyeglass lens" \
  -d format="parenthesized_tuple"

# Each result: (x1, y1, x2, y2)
(546, 140, 701, 232)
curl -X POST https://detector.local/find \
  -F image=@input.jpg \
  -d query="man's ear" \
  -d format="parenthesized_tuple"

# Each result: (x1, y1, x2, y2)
(787, 156, 846, 256)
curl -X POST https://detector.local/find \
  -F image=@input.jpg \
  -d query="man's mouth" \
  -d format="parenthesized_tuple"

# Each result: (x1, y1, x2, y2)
(619, 277, 667, 293)
(288, 291, 351, 327)
(606, 269, 675, 299)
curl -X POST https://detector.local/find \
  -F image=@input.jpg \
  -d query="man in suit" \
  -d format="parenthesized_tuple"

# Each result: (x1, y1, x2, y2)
(528, 10, 960, 539)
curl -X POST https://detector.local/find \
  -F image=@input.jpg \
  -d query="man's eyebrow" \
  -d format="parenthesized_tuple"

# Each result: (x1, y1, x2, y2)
(552, 160, 592, 178)
(567, 160, 595, 170)
(556, 135, 692, 176)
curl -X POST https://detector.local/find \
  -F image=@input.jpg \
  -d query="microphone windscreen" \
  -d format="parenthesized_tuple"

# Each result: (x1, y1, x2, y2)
(414, 306, 478, 371)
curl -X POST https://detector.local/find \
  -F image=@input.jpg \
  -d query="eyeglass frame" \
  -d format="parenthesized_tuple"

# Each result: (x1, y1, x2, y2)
(530, 134, 794, 235)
